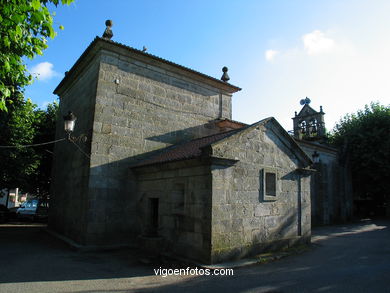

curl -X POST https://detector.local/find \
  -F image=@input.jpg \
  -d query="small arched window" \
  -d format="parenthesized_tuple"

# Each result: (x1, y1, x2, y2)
(299, 120, 307, 134)
(309, 119, 317, 134)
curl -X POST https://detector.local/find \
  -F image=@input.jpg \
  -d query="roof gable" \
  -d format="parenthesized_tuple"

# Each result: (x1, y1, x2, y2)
(210, 117, 313, 167)
(297, 104, 318, 117)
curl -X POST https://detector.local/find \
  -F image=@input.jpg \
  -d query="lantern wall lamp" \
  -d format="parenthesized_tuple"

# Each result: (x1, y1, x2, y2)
(63, 111, 87, 143)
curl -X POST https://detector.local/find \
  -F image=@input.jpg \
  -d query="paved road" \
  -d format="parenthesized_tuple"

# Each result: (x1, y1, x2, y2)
(0, 220, 389, 293)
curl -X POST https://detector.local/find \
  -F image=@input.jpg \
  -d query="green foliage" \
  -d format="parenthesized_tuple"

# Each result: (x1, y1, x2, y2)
(0, 99, 59, 198)
(31, 102, 59, 197)
(0, 0, 73, 111)
(330, 102, 390, 203)
(0, 98, 40, 191)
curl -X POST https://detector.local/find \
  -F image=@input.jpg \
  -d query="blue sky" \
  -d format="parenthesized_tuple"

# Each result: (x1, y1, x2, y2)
(25, 0, 390, 131)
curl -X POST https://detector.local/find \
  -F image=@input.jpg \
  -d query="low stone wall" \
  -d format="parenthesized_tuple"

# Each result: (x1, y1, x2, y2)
(134, 160, 213, 264)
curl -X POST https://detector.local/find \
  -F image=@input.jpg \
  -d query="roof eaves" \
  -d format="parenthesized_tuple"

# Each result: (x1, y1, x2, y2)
(294, 139, 338, 153)
(132, 155, 200, 170)
(99, 38, 241, 92)
(209, 117, 272, 149)
(54, 37, 101, 95)
(54, 37, 241, 95)
(131, 129, 238, 169)
(265, 118, 313, 166)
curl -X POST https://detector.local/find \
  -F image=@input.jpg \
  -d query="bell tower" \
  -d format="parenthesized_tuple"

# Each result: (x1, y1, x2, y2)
(292, 97, 325, 141)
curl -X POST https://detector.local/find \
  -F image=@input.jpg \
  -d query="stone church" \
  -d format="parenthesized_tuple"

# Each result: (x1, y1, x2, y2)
(50, 29, 350, 264)
(292, 100, 353, 226)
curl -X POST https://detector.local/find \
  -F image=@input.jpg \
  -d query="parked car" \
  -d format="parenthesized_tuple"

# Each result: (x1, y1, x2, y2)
(16, 199, 48, 221)
(8, 206, 18, 219)
(0, 204, 10, 223)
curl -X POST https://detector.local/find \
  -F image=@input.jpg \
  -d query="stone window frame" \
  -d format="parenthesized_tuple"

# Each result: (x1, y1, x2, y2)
(260, 167, 279, 201)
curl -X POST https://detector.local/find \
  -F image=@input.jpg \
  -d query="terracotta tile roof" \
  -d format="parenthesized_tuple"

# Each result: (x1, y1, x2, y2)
(131, 116, 313, 169)
(215, 118, 248, 129)
(132, 130, 239, 168)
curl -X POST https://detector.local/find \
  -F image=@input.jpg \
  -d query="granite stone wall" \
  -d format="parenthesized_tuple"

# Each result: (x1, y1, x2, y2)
(51, 39, 238, 247)
(209, 124, 311, 263)
(50, 56, 99, 244)
(298, 143, 353, 225)
(134, 160, 212, 264)
(132, 121, 312, 264)
(85, 48, 233, 244)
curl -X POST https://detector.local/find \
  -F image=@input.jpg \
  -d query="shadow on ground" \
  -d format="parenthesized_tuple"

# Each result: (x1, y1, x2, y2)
(0, 223, 154, 284)
(1, 219, 389, 293)
(129, 219, 390, 293)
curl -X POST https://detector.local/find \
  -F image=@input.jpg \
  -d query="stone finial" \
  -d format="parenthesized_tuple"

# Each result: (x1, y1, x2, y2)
(102, 20, 113, 40)
(142, 46, 147, 52)
(221, 66, 230, 82)
(320, 106, 323, 113)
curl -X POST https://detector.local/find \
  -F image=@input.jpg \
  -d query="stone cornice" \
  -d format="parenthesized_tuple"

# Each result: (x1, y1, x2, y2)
(54, 37, 241, 96)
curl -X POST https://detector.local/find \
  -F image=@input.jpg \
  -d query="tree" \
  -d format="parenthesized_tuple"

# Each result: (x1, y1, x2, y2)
(0, 97, 40, 194)
(0, 0, 73, 111)
(31, 102, 59, 197)
(0, 99, 59, 202)
(330, 102, 390, 212)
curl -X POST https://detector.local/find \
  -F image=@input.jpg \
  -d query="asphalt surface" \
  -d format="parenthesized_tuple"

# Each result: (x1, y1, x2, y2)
(0, 219, 389, 293)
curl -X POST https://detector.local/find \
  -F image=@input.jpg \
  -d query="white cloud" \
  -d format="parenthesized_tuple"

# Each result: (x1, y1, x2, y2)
(238, 29, 390, 131)
(265, 49, 279, 61)
(30, 62, 58, 81)
(264, 31, 339, 63)
(302, 30, 335, 55)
